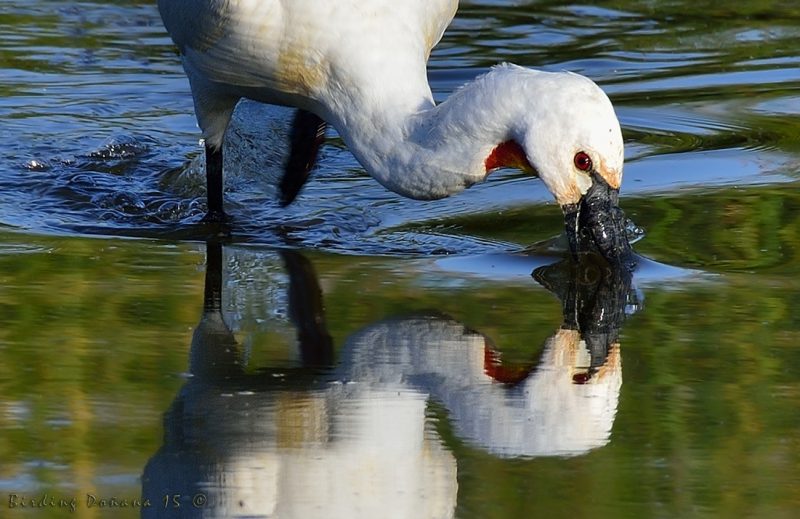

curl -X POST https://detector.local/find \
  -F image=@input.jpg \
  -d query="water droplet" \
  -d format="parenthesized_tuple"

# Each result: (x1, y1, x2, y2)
(24, 159, 51, 171)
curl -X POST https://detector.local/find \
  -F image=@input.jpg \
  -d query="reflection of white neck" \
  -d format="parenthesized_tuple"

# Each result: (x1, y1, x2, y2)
(155, 316, 618, 517)
(341, 318, 622, 457)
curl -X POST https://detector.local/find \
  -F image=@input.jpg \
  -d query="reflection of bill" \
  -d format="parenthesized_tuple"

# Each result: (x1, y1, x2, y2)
(142, 245, 636, 517)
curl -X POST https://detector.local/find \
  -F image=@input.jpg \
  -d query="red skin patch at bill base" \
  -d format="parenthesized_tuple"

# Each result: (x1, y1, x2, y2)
(484, 140, 535, 174)
(483, 342, 535, 385)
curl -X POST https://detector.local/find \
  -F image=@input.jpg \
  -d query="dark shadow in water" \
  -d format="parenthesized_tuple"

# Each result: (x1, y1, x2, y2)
(141, 246, 638, 517)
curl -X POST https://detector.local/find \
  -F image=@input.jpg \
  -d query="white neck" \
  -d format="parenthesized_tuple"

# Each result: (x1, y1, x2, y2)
(319, 65, 534, 200)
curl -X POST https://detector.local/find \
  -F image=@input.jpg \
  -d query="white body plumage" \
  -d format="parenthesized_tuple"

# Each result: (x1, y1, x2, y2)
(158, 0, 624, 205)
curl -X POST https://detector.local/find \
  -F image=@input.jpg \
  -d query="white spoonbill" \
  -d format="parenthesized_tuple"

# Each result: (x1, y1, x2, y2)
(158, 0, 635, 267)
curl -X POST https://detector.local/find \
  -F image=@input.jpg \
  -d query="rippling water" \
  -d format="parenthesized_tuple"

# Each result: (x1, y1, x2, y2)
(4, 0, 798, 255)
(1, 1, 800, 518)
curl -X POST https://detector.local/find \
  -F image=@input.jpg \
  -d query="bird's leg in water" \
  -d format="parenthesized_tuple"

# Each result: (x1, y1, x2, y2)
(279, 109, 327, 207)
(203, 143, 227, 223)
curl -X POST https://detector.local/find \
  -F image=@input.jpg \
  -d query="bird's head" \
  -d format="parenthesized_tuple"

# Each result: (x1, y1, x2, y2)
(485, 70, 634, 270)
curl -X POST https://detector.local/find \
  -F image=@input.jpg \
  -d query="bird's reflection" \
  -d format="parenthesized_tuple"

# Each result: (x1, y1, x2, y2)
(339, 256, 635, 458)
(142, 246, 638, 517)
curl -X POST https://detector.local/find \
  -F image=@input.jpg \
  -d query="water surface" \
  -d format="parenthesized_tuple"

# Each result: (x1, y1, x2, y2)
(1, 0, 800, 517)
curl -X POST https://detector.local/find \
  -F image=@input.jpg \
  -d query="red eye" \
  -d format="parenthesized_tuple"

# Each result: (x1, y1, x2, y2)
(574, 151, 592, 171)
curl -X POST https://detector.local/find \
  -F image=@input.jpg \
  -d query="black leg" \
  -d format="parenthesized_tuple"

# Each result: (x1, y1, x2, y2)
(203, 240, 223, 312)
(203, 143, 227, 222)
(190, 239, 241, 382)
(279, 109, 327, 207)
(280, 249, 334, 367)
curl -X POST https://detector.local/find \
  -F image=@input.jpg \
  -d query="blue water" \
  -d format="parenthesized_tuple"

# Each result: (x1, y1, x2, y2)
(2, 1, 800, 518)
